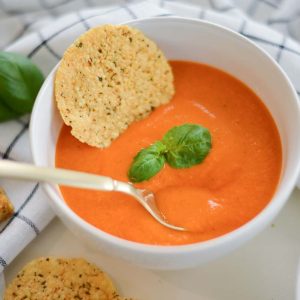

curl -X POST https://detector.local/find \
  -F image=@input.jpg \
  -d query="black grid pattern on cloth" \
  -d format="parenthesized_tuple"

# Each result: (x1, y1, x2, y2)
(241, 32, 300, 57)
(0, 183, 40, 235)
(27, 7, 123, 59)
(0, 257, 7, 268)
(36, 31, 62, 60)
(77, 11, 91, 30)
(16, 214, 40, 235)
(122, 3, 138, 19)
(0, 0, 300, 271)
(2, 122, 29, 159)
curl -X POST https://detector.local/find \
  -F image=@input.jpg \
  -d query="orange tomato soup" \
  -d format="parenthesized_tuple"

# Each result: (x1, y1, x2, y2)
(56, 61, 282, 245)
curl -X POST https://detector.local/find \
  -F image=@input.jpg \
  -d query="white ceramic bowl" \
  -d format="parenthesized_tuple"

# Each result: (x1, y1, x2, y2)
(30, 17, 300, 270)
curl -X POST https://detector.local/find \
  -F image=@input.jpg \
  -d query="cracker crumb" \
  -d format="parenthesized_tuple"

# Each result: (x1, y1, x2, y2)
(0, 188, 14, 222)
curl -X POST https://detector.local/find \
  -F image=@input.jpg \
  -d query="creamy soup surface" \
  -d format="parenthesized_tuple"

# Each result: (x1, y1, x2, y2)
(56, 60, 282, 245)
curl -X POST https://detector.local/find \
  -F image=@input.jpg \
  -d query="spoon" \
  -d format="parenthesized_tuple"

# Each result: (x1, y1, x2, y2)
(0, 160, 185, 231)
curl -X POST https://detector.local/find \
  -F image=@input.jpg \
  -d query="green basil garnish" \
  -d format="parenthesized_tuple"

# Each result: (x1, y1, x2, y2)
(162, 124, 211, 168)
(128, 124, 212, 182)
(0, 51, 44, 122)
(128, 141, 166, 183)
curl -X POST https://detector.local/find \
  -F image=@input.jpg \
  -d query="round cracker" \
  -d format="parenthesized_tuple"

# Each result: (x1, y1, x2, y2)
(55, 24, 174, 148)
(4, 257, 119, 300)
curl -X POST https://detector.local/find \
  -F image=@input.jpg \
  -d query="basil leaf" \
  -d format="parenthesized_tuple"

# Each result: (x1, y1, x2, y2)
(128, 141, 166, 183)
(0, 99, 19, 122)
(162, 123, 211, 168)
(0, 51, 44, 121)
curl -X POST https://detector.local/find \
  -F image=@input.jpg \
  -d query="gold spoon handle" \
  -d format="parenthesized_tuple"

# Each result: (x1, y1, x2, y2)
(0, 160, 115, 191)
(0, 159, 185, 231)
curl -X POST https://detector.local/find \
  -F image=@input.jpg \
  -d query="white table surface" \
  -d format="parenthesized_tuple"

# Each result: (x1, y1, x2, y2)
(3, 188, 300, 300)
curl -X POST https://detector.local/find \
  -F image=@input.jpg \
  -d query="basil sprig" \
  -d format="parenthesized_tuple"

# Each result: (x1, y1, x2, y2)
(128, 124, 211, 182)
(0, 51, 44, 122)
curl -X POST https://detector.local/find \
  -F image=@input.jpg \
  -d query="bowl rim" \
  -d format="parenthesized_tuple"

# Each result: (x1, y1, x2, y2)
(30, 16, 300, 255)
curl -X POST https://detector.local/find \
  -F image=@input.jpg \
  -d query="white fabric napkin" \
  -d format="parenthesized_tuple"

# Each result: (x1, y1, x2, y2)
(0, 0, 300, 274)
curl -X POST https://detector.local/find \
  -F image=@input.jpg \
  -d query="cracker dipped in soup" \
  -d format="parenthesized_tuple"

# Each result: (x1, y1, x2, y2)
(55, 25, 282, 245)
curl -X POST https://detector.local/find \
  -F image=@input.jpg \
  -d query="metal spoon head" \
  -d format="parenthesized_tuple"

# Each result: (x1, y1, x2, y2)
(113, 181, 186, 231)
(136, 189, 187, 232)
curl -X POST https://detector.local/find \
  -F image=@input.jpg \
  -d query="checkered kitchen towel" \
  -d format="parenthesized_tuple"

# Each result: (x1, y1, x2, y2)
(0, 0, 300, 273)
